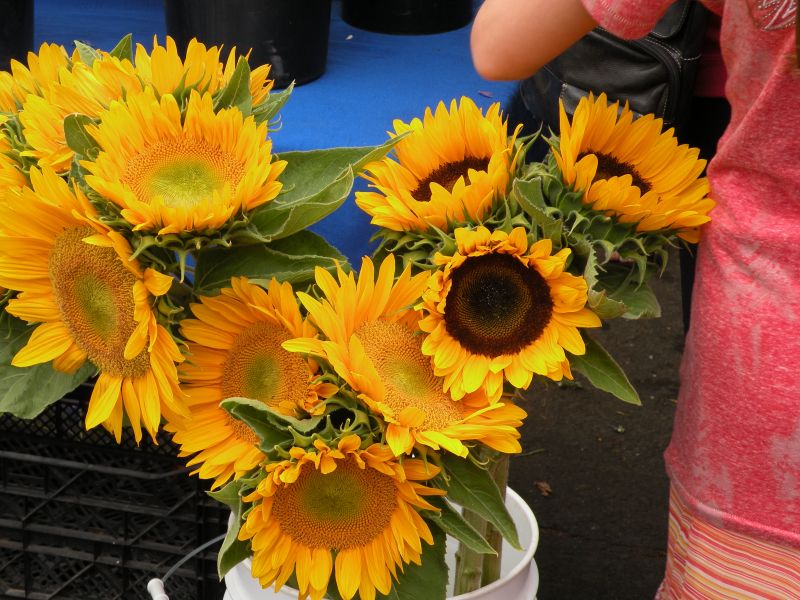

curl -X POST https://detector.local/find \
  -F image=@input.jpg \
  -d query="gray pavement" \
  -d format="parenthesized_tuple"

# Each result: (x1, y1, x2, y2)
(511, 252, 684, 600)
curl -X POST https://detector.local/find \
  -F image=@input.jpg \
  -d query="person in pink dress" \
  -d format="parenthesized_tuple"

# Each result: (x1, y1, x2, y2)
(472, 1, 800, 597)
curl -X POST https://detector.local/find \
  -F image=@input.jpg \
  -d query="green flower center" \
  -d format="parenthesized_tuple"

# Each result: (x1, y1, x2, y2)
(221, 321, 308, 443)
(149, 159, 222, 208)
(356, 320, 464, 428)
(73, 273, 118, 339)
(444, 252, 553, 357)
(124, 137, 245, 208)
(49, 226, 149, 377)
(222, 321, 307, 404)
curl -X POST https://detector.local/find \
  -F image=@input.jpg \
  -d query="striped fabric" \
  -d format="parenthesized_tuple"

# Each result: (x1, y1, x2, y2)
(656, 488, 800, 600)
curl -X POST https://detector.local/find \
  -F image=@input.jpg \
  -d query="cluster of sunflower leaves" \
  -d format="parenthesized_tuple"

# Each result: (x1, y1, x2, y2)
(0, 33, 714, 600)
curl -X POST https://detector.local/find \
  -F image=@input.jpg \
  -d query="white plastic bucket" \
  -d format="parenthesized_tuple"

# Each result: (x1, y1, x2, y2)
(224, 487, 539, 600)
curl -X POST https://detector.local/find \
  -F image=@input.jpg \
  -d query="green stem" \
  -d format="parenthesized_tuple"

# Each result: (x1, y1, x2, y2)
(453, 507, 487, 596)
(481, 453, 509, 587)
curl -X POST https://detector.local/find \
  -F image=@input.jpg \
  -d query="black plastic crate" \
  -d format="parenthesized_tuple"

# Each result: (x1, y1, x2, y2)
(0, 384, 227, 600)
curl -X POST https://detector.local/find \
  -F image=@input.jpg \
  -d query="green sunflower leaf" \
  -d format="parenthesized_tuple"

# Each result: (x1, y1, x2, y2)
(214, 56, 252, 114)
(108, 34, 133, 62)
(587, 288, 628, 320)
(193, 230, 346, 294)
(64, 113, 100, 160)
(425, 496, 496, 555)
(248, 137, 403, 242)
(611, 280, 661, 320)
(249, 167, 354, 242)
(440, 454, 521, 551)
(0, 313, 96, 419)
(209, 479, 251, 579)
(221, 397, 324, 453)
(568, 333, 641, 405)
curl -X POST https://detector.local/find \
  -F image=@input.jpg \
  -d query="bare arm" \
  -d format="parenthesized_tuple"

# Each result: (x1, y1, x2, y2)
(470, 0, 597, 81)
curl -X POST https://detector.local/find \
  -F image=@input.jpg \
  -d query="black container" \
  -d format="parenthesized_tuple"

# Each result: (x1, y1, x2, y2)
(165, 0, 332, 88)
(342, 0, 473, 35)
(0, 0, 34, 71)
(0, 387, 227, 600)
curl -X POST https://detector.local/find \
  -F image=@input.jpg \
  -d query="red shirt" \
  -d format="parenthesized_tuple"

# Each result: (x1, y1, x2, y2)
(582, 0, 800, 547)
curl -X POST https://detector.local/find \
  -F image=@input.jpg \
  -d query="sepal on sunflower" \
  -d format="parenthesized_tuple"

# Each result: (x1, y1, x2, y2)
(251, 82, 293, 126)
(212, 56, 252, 114)
(371, 191, 539, 274)
(73, 40, 102, 68)
(220, 394, 382, 462)
(1, 115, 36, 176)
(584, 248, 662, 321)
(371, 224, 456, 273)
(63, 113, 100, 160)
(513, 157, 669, 317)
(108, 34, 133, 62)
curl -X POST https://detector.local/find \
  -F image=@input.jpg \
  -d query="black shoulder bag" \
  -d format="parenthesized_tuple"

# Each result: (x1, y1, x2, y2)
(516, 0, 710, 137)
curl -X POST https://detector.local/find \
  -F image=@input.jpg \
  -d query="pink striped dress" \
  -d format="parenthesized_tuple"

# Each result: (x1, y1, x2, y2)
(581, 0, 800, 597)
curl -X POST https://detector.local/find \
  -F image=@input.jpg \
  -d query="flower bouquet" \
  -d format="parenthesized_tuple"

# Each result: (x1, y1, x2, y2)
(0, 35, 713, 600)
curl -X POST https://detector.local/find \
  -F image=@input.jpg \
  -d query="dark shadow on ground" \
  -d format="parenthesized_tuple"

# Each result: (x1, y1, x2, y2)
(511, 251, 684, 600)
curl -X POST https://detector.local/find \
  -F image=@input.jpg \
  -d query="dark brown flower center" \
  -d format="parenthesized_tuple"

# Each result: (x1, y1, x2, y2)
(444, 253, 553, 357)
(583, 152, 652, 193)
(411, 156, 490, 202)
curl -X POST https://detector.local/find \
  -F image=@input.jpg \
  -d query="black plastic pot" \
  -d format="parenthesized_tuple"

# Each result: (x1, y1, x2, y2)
(165, 0, 332, 88)
(0, 0, 34, 71)
(341, 0, 473, 35)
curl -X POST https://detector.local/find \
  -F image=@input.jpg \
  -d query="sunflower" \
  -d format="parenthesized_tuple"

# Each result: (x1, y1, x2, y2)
(355, 97, 521, 233)
(0, 168, 186, 441)
(19, 52, 144, 173)
(0, 43, 70, 112)
(16, 38, 275, 175)
(81, 88, 286, 235)
(419, 226, 601, 402)
(285, 255, 526, 457)
(168, 277, 336, 489)
(552, 92, 714, 242)
(238, 435, 444, 600)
